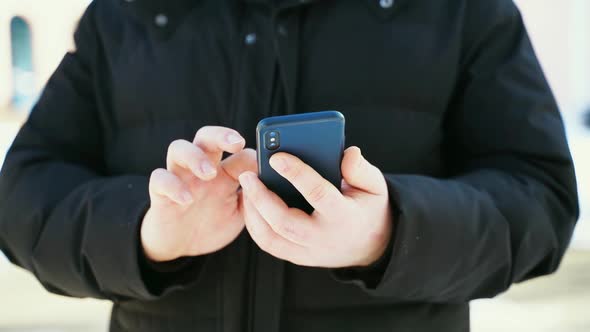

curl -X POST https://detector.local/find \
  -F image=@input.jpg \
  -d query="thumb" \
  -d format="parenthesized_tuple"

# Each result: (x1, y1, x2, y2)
(341, 146, 387, 195)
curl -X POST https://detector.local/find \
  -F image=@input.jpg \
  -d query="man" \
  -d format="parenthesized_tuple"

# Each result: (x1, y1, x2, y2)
(0, 0, 579, 331)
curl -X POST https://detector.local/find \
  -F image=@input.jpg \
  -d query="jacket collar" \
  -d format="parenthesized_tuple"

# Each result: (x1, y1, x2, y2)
(123, 0, 405, 39)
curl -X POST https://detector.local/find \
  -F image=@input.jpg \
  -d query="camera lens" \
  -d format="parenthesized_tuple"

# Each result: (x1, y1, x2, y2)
(265, 131, 280, 150)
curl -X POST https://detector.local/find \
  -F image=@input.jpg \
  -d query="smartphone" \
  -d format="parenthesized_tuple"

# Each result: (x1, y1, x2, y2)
(256, 111, 345, 213)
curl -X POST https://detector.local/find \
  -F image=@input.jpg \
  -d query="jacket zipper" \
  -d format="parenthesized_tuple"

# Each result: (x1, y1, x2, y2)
(246, 241, 258, 332)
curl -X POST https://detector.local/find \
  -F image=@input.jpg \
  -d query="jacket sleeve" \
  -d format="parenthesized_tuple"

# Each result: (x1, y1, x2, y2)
(334, 0, 578, 302)
(0, 3, 205, 301)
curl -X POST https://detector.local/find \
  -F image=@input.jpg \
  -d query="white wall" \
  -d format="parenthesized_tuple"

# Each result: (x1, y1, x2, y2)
(0, 0, 90, 110)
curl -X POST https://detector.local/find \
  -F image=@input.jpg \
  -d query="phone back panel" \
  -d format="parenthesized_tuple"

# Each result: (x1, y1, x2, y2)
(256, 111, 345, 213)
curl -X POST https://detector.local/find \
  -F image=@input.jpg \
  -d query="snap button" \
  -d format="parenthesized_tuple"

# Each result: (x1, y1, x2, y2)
(379, 0, 394, 9)
(154, 14, 168, 27)
(245, 33, 257, 45)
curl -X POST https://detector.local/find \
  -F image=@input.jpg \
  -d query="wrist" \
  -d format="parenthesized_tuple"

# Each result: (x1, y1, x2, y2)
(140, 209, 180, 263)
(356, 202, 393, 267)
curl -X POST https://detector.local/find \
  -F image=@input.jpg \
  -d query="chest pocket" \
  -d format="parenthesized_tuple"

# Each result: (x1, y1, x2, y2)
(103, 3, 240, 174)
(296, 0, 458, 176)
(343, 106, 445, 176)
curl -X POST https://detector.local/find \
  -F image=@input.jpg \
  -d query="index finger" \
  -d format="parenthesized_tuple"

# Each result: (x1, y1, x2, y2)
(269, 152, 343, 215)
(193, 126, 246, 163)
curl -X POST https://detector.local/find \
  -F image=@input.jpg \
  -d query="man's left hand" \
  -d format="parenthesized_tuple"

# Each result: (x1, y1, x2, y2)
(238, 146, 393, 268)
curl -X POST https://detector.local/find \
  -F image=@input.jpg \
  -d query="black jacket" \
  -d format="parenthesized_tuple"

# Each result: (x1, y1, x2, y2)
(0, 0, 579, 331)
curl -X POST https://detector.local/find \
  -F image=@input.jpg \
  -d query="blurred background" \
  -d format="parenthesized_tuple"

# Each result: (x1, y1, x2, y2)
(0, 0, 588, 331)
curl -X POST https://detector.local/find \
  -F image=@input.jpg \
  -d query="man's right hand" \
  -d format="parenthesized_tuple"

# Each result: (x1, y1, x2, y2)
(140, 126, 257, 262)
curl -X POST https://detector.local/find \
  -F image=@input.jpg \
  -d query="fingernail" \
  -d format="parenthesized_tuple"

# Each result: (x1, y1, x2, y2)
(226, 133, 244, 145)
(269, 155, 288, 173)
(190, 165, 201, 177)
(201, 161, 217, 176)
(180, 191, 193, 205)
(239, 173, 253, 191)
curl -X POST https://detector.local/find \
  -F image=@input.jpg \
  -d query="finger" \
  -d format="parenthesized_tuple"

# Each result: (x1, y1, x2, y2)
(149, 168, 194, 206)
(167, 139, 218, 181)
(341, 146, 388, 195)
(193, 126, 246, 163)
(268, 152, 343, 214)
(341, 179, 353, 192)
(221, 148, 258, 181)
(242, 194, 309, 265)
(239, 171, 313, 246)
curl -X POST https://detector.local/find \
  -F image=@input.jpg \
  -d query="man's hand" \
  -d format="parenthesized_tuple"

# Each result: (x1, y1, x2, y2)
(141, 126, 257, 262)
(239, 146, 393, 268)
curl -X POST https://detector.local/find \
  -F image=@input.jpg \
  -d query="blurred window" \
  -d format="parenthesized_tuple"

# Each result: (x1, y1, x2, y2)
(10, 16, 36, 112)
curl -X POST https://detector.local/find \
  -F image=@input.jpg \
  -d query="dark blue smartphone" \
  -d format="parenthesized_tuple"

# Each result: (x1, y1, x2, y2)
(256, 111, 345, 213)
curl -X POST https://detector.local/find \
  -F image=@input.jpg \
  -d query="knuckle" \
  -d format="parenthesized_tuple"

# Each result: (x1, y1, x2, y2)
(194, 126, 213, 144)
(219, 128, 240, 142)
(284, 223, 306, 242)
(195, 126, 210, 137)
(227, 128, 240, 138)
(289, 162, 304, 180)
(167, 139, 184, 155)
(150, 168, 167, 182)
(195, 126, 235, 149)
(307, 182, 329, 203)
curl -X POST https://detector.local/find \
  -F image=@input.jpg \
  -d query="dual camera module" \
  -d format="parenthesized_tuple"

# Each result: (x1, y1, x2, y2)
(264, 130, 280, 150)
